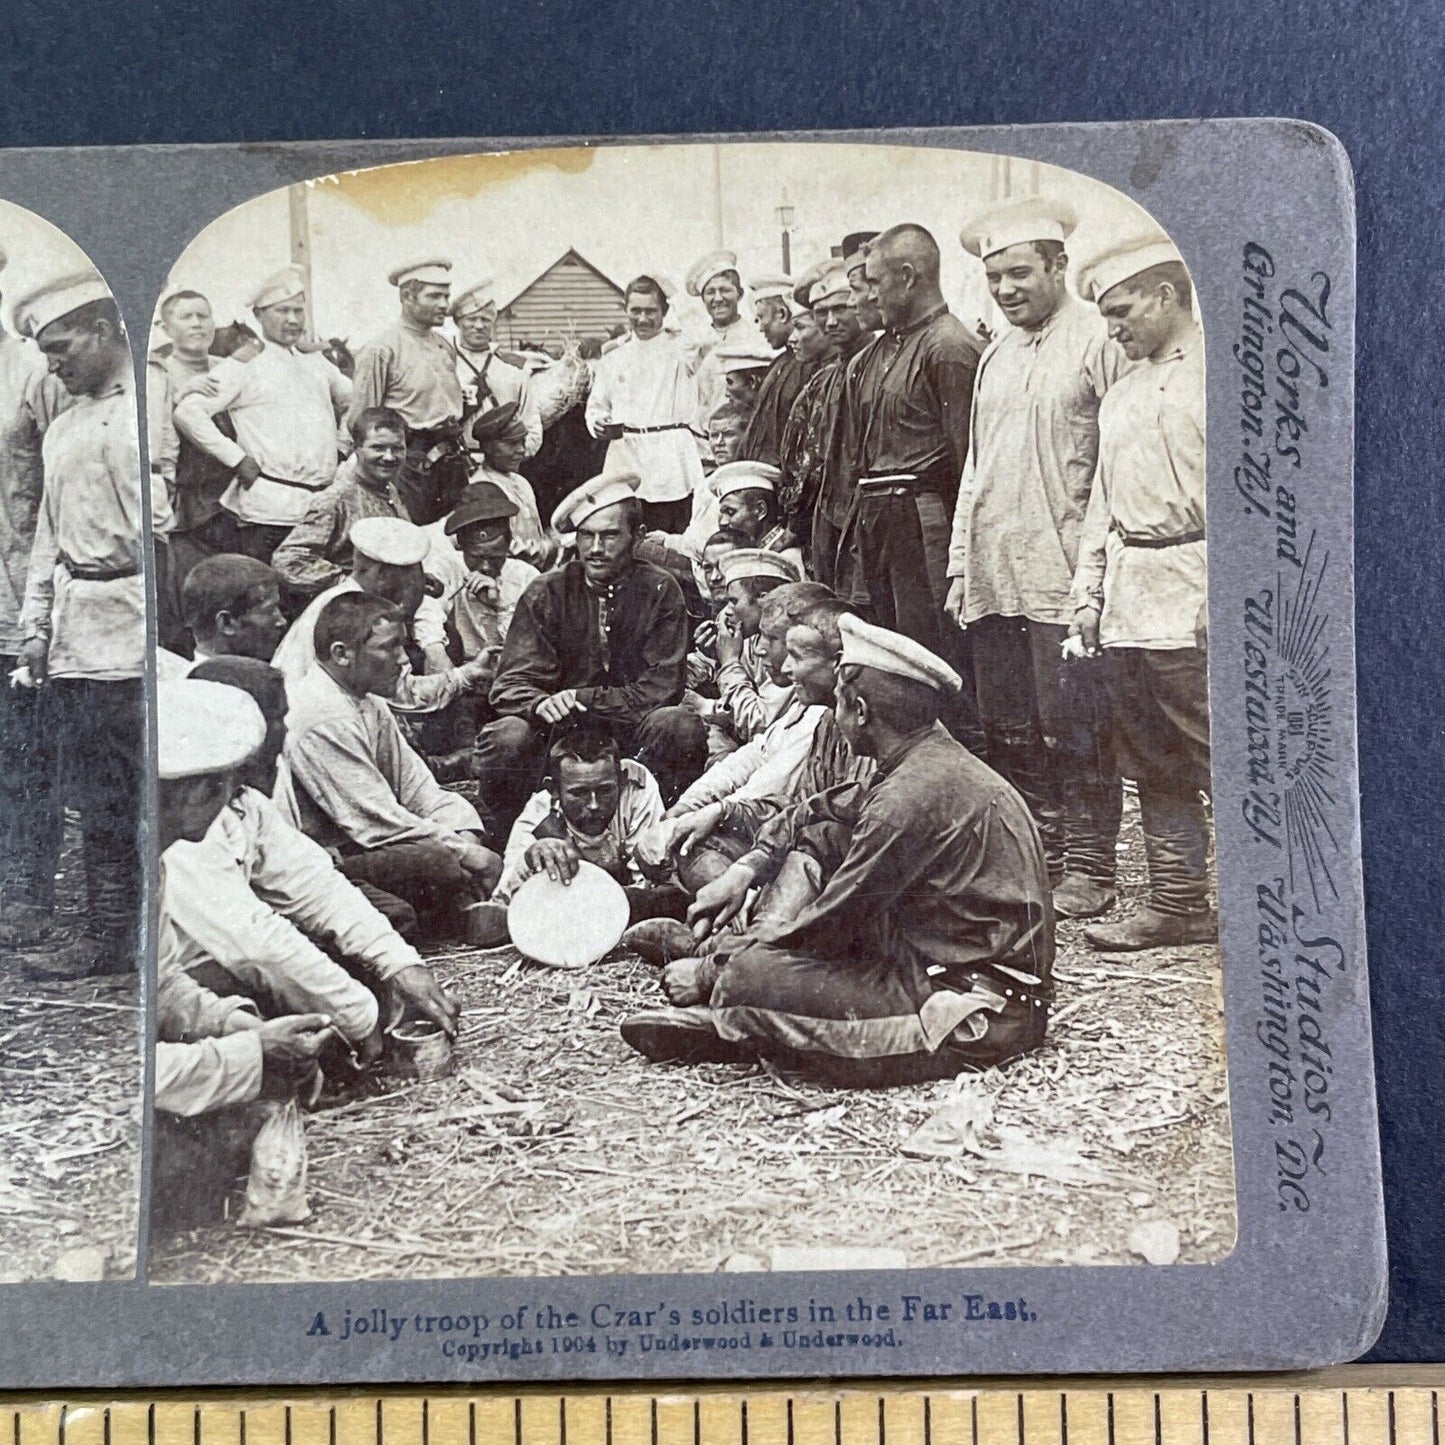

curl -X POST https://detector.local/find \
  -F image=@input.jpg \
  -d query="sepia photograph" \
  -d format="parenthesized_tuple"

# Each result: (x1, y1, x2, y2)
(0, 198, 146, 1281)
(143, 139, 1233, 1285)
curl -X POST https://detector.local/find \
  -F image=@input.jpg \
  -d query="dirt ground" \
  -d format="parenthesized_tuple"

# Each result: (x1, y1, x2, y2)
(1, 825, 142, 1283)
(149, 795, 1236, 1285)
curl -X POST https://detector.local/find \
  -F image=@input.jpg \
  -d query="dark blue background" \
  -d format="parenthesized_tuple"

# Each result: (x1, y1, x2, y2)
(3, 0, 1440, 1362)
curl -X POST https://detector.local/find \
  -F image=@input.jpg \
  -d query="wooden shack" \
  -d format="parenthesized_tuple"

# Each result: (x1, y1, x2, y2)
(492, 248, 628, 351)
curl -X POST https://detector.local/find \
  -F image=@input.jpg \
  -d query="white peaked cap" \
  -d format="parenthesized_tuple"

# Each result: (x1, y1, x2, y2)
(12, 269, 113, 338)
(450, 279, 496, 317)
(711, 459, 782, 498)
(959, 195, 1079, 260)
(349, 516, 429, 567)
(809, 263, 852, 306)
(1075, 233, 1186, 303)
(713, 338, 778, 373)
(838, 612, 961, 695)
(157, 679, 267, 780)
(387, 257, 453, 287)
(718, 548, 802, 585)
(551, 470, 642, 534)
(248, 265, 307, 311)
(685, 250, 740, 297)
(749, 272, 797, 307)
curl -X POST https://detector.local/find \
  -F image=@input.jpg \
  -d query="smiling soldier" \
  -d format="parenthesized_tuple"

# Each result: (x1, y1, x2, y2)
(175, 265, 353, 565)
(946, 196, 1128, 920)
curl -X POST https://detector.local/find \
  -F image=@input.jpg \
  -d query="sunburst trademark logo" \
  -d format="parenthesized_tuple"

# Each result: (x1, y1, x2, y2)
(1243, 534, 1339, 911)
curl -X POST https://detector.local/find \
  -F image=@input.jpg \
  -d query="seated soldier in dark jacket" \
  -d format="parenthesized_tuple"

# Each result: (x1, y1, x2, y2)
(475, 472, 706, 830)
(621, 613, 1055, 1087)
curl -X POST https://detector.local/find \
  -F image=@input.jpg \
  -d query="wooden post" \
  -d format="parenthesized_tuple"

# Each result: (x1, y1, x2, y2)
(287, 181, 315, 339)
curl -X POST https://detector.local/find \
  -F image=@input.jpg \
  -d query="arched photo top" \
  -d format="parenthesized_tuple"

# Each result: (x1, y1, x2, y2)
(0, 193, 146, 1284)
(144, 137, 1226, 1290)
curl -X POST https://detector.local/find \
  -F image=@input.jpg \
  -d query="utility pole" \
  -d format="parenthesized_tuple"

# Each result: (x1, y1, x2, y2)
(287, 182, 315, 338)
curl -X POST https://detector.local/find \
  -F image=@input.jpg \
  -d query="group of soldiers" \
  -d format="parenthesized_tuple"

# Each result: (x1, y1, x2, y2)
(0, 190, 1210, 1227)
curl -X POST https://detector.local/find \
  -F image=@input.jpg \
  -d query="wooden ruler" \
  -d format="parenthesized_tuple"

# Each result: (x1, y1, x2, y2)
(4, 1369, 1443, 1445)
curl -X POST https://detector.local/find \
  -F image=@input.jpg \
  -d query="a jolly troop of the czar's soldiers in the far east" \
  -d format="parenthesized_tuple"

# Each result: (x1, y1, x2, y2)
(0, 195, 1211, 1227)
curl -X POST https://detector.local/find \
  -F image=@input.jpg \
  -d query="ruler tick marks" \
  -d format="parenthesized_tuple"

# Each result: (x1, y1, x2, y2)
(330, 1408, 336, 1445)
(922, 1397, 931, 1445)
(835, 1401, 843, 1445)
(285, 1405, 292, 1445)
(469, 1401, 476, 1445)
(1294, 1395, 1301, 1445)
(1344, 1392, 1351, 1445)
(240, 1409, 247, 1445)
(606, 1399, 614, 1445)
(1016, 1394, 1024, 1445)
(422, 1399, 429, 1445)
(786, 1399, 794, 1445)
(59, 1403, 67, 1445)
(1246, 1394, 1255, 1445)
(875, 1398, 883, 1445)
(1107, 1393, 1115, 1445)
(1153, 1394, 1161, 1445)
(563, 1397, 571, 1445)
(690, 1399, 697, 1445)
(1432, 1391, 1439, 1445)
(1388, 1392, 1396, 1445)
(193, 1406, 201, 1445)
(1202, 1391, 1210, 1445)
(739, 1400, 747, 1445)
(651, 1398, 659, 1445)
(1060, 1392, 1068, 1445)
(516, 1398, 524, 1445)
(970, 1395, 978, 1445)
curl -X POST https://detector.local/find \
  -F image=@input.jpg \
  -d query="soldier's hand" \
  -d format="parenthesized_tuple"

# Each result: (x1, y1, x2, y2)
(1073, 606, 1102, 657)
(525, 837, 581, 885)
(944, 577, 968, 629)
(17, 637, 48, 687)
(462, 571, 500, 601)
(687, 863, 754, 940)
(384, 964, 460, 1040)
(536, 689, 587, 725)
(672, 805, 721, 857)
(234, 456, 263, 487)
(456, 843, 502, 891)
(256, 1014, 334, 1066)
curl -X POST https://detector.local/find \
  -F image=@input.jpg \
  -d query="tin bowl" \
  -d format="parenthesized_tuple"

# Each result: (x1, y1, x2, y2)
(386, 1019, 453, 1082)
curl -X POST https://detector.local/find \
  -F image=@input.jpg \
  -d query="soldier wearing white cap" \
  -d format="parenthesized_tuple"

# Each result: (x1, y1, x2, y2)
(449, 278, 543, 460)
(683, 250, 765, 457)
(273, 515, 488, 732)
(941, 195, 1128, 920)
(1067, 233, 1212, 953)
(585, 274, 705, 533)
(174, 265, 352, 560)
(13, 269, 146, 978)
(277, 590, 500, 940)
(151, 677, 336, 1228)
(711, 459, 802, 569)
(807, 236, 883, 585)
(623, 612, 1054, 1083)
(779, 263, 867, 561)
(0, 244, 71, 947)
(163, 657, 458, 1074)
(346, 258, 468, 526)
(271, 405, 411, 599)
(478, 471, 705, 828)
(707, 545, 802, 745)
(736, 273, 808, 468)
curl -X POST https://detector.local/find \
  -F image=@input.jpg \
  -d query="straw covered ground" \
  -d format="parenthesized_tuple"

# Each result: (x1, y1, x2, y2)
(1, 824, 142, 1283)
(149, 797, 1236, 1285)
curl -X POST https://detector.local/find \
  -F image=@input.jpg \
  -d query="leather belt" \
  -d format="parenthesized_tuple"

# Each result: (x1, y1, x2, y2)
(60, 552, 140, 583)
(1110, 523, 1206, 549)
(256, 470, 333, 493)
(856, 472, 920, 496)
(621, 422, 693, 435)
